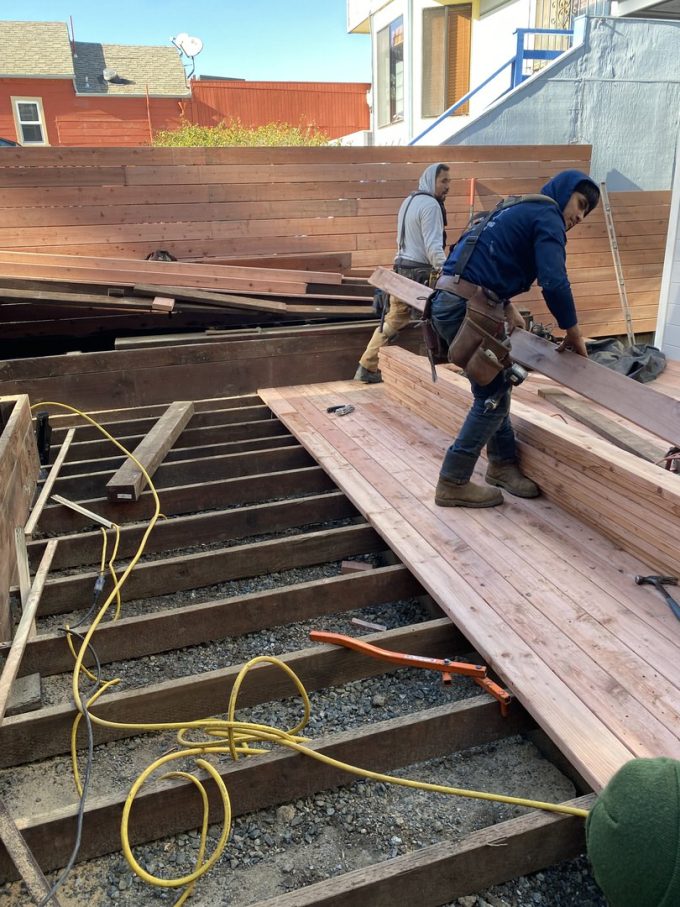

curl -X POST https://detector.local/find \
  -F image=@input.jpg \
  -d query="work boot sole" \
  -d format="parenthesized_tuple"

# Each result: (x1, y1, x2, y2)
(485, 477, 540, 498)
(435, 493, 503, 508)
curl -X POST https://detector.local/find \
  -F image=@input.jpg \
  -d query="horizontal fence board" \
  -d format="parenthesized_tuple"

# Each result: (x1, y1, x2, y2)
(0, 145, 671, 340)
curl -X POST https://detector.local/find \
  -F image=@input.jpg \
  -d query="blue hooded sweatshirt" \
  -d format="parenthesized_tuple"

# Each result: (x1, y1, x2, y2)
(440, 169, 599, 330)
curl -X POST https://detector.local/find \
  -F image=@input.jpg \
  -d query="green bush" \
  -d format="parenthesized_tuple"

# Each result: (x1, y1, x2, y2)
(153, 118, 331, 147)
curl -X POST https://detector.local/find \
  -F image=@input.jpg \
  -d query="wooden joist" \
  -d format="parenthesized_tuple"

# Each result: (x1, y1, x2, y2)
(0, 540, 57, 722)
(0, 396, 40, 643)
(105, 401, 194, 502)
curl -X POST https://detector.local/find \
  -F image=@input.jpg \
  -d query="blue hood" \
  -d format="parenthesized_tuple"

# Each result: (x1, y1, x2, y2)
(541, 169, 599, 214)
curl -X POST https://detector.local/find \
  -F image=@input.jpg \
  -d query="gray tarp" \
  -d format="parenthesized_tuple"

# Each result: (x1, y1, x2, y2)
(585, 339, 666, 384)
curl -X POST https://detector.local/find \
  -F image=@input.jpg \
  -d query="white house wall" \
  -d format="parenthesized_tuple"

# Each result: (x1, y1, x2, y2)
(440, 16, 680, 190)
(366, 0, 533, 145)
(656, 130, 680, 360)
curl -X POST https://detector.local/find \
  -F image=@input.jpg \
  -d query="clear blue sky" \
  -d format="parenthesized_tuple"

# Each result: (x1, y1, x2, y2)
(9, 1, 372, 82)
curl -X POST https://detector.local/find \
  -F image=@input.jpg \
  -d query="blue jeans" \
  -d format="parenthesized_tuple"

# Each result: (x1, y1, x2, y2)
(431, 290, 517, 483)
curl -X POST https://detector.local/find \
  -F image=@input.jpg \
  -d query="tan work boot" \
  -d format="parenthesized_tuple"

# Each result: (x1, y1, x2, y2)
(435, 476, 503, 508)
(485, 462, 540, 498)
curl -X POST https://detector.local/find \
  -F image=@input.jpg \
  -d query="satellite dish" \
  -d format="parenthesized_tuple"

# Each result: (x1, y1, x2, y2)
(102, 68, 118, 82)
(178, 35, 203, 57)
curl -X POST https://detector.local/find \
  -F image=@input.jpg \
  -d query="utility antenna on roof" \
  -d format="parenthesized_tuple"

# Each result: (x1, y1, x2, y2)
(171, 33, 204, 79)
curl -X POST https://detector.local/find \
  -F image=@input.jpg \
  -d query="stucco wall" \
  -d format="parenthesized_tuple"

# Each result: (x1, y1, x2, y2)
(440, 16, 680, 190)
(656, 130, 680, 360)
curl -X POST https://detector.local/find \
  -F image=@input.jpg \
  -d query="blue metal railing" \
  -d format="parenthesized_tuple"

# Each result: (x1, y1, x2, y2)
(511, 28, 573, 88)
(409, 27, 574, 145)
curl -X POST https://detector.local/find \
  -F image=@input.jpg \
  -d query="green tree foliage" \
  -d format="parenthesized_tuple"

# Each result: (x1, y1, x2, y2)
(153, 119, 330, 147)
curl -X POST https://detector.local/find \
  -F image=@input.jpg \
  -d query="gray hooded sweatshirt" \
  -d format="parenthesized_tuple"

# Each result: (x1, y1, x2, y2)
(394, 163, 447, 269)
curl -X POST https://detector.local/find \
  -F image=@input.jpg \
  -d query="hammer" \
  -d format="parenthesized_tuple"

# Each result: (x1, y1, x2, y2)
(634, 575, 680, 621)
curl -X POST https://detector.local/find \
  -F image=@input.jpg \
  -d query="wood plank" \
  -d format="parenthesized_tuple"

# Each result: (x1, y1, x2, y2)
(24, 428, 76, 538)
(37, 467, 336, 534)
(105, 401, 194, 502)
(537, 388, 667, 463)
(35, 524, 384, 617)
(0, 540, 57, 722)
(0, 397, 40, 643)
(27, 491, 353, 570)
(0, 799, 61, 905)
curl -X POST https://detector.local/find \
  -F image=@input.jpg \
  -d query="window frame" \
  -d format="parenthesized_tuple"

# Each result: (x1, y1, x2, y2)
(376, 15, 405, 128)
(421, 5, 472, 119)
(11, 97, 49, 146)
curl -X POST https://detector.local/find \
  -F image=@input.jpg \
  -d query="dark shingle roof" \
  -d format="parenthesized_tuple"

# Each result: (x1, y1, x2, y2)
(0, 21, 74, 76)
(0, 20, 189, 96)
(73, 42, 189, 96)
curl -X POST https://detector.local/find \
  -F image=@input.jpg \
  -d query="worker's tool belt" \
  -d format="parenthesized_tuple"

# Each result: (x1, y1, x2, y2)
(435, 275, 512, 387)
(394, 258, 438, 288)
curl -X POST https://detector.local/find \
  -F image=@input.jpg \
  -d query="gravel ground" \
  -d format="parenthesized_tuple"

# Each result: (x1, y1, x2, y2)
(0, 531, 607, 907)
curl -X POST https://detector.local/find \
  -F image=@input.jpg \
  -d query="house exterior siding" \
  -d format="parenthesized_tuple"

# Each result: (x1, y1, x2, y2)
(0, 78, 187, 146)
(190, 81, 370, 139)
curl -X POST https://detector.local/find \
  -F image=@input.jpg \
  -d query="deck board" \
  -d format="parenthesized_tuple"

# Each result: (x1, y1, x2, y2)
(260, 378, 680, 791)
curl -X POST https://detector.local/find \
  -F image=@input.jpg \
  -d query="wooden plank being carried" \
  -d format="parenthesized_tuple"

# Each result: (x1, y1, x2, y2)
(105, 400, 194, 502)
(369, 266, 680, 446)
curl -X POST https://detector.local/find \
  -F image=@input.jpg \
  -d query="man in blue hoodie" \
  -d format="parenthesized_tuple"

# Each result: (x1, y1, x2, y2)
(430, 169, 600, 508)
(354, 162, 450, 383)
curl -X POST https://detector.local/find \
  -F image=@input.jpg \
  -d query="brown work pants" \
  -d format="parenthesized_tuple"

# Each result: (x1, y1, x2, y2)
(358, 297, 412, 372)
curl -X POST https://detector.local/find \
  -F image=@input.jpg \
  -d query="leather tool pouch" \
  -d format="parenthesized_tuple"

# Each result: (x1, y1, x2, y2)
(447, 286, 512, 386)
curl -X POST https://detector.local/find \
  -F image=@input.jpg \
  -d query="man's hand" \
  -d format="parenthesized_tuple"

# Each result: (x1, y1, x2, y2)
(557, 325, 588, 358)
(505, 302, 526, 334)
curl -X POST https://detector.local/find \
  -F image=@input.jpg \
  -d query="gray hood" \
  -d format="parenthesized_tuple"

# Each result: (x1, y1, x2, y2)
(418, 163, 444, 196)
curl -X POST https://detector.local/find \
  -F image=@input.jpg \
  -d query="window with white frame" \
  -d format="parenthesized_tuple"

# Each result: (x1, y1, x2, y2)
(376, 16, 404, 128)
(11, 98, 48, 145)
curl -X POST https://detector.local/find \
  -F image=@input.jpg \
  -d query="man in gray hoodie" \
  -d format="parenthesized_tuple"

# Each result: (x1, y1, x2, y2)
(354, 162, 450, 383)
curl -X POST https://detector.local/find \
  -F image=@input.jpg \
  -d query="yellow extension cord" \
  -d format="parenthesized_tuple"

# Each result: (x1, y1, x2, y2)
(33, 402, 589, 906)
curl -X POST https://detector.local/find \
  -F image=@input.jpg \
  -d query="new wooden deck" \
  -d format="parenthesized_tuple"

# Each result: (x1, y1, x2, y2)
(260, 364, 680, 793)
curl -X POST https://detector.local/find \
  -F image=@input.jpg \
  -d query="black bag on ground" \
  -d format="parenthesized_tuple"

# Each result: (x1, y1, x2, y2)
(585, 338, 666, 383)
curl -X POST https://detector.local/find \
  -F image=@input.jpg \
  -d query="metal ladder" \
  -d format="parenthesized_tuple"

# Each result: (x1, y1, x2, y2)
(599, 181, 636, 347)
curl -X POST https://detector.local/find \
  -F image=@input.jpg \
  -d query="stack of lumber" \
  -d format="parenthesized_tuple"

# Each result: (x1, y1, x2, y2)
(0, 250, 375, 350)
(379, 346, 680, 578)
(0, 144, 668, 339)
